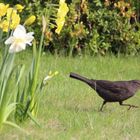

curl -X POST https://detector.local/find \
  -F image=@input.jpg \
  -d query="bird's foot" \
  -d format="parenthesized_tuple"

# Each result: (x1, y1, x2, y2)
(99, 101, 107, 112)
(99, 108, 103, 112)
(128, 105, 139, 110)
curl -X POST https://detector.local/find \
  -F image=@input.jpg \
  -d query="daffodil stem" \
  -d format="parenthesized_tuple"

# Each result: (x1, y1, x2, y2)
(30, 31, 44, 115)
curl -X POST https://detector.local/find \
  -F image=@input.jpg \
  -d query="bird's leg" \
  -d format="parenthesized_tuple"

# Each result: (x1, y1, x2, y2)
(100, 100, 107, 111)
(119, 101, 139, 110)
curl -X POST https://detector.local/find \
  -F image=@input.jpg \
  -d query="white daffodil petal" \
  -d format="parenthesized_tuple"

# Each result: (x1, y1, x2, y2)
(26, 39, 33, 45)
(28, 42, 32, 46)
(27, 32, 34, 36)
(5, 36, 15, 45)
(9, 42, 26, 53)
(13, 24, 26, 38)
(25, 32, 34, 45)
(8, 43, 17, 53)
(44, 76, 52, 81)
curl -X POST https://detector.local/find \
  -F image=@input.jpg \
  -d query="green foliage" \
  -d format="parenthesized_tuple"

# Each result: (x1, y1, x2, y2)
(15, 35, 45, 123)
(0, 1, 59, 130)
(53, 0, 140, 55)
(1, 0, 140, 56)
(0, 34, 24, 130)
(87, 7, 140, 55)
(130, 0, 140, 21)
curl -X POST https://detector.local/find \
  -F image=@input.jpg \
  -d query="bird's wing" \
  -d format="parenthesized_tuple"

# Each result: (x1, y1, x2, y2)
(92, 80, 130, 94)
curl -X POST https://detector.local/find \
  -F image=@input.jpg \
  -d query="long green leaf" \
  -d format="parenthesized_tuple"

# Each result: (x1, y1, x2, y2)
(15, 64, 25, 85)
(4, 121, 27, 134)
(4, 103, 17, 121)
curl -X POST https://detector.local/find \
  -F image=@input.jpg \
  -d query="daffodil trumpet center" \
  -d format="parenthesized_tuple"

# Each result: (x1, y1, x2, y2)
(14, 38, 24, 44)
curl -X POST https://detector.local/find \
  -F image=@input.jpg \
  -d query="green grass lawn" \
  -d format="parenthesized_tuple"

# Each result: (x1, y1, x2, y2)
(1, 52, 140, 140)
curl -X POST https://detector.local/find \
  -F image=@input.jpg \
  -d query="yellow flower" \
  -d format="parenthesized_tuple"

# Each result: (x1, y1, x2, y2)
(7, 8, 17, 19)
(10, 14, 20, 29)
(0, 5, 20, 32)
(43, 71, 59, 84)
(6, 8, 20, 30)
(15, 4, 24, 12)
(55, 18, 65, 34)
(24, 15, 36, 26)
(0, 20, 9, 32)
(57, 2, 69, 18)
(54, 71, 59, 75)
(0, 3, 9, 17)
(55, 0, 69, 34)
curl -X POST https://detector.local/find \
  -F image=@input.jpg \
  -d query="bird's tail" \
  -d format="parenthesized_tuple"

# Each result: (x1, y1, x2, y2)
(70, 72, 92, 85)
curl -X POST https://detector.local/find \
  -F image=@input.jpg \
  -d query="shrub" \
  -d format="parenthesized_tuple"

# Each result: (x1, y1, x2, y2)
(1, 0, 140, 55)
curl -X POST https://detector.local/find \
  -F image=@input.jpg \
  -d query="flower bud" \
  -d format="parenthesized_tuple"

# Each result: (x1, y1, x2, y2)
(15, 4, 24, 12)
(42, 16, 47, 33)
(24, 15, 36, 26)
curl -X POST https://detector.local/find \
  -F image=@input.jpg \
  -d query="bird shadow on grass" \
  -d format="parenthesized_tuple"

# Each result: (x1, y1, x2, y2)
(65, 102, 139, 114)
(63, 104, 100, 113)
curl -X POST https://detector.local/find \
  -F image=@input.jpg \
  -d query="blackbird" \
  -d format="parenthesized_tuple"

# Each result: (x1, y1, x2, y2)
(70, 72, 140, 111)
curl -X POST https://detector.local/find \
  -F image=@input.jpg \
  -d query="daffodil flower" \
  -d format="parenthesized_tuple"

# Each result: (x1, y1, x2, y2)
(43, 71, 59, 84)
(0, 20, 9, 32)
(55, 18, 65, 34)
(6, 8, 20, 29)
(0, 3, 9, 17)
(55, 0, 69, 34)
(5, 24, 34, 53)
